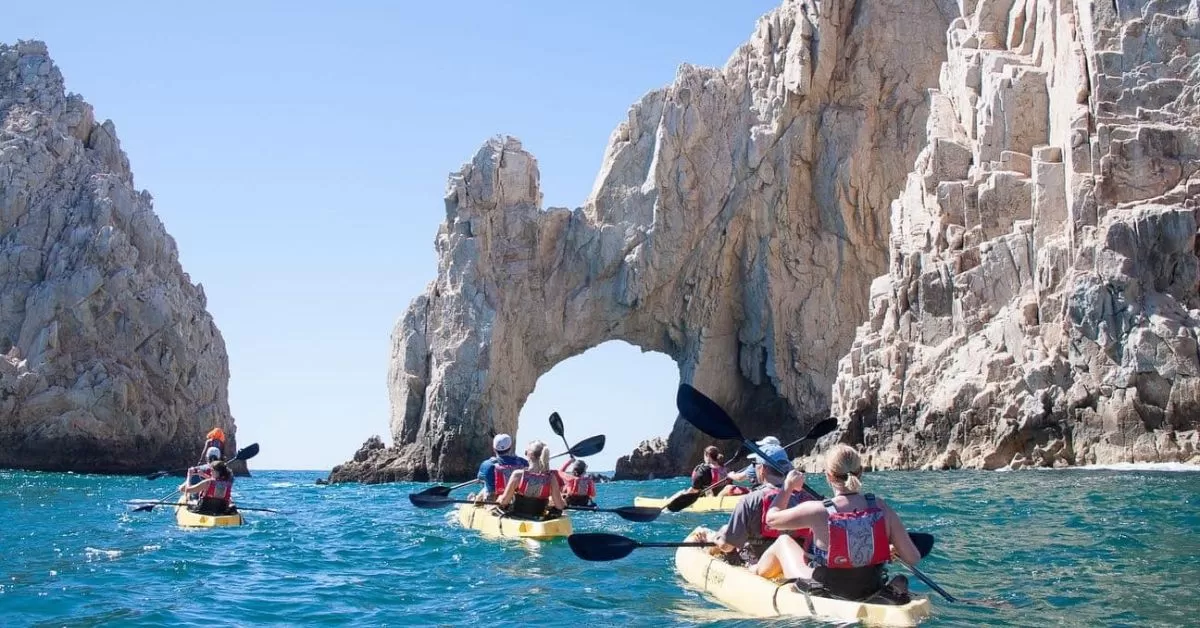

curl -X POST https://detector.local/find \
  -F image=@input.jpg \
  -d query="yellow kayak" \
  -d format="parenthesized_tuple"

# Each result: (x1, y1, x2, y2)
(675, 527, 931, 626)
(455, 504, 572, 539)
(634, 494, 742, 512)
(174, 497, 244, 528)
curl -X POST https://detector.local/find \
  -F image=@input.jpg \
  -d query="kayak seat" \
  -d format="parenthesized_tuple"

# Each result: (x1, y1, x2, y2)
(781, 566, 908, 605)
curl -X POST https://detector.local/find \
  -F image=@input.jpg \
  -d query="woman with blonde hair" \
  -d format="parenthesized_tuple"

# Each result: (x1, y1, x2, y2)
(755, 444, 922, 601)
(497, 440, 567, 518)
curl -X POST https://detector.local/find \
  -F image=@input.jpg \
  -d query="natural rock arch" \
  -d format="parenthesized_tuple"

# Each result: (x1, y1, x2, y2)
(331, 0, 960, 482)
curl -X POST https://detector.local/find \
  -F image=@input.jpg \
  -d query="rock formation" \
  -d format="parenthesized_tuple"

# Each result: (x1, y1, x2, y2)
(829, 0, 1200, 470)
(334, 0, 961, 482)
(0, 41, 238, 473)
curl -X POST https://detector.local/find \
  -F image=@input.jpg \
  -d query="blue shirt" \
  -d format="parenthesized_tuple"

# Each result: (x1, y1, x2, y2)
(739, 464, 757, 484)
(477, 454, 529, 494)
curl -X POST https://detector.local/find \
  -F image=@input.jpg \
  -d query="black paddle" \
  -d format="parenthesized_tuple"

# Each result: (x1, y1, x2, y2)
(675, 384, 958, 603)
(144, 443, 261, 480)
(549, 434, 605, 459)
(414, 478, 482, 498)
(567, 530, 936, 562)
(408, 493, 661, 523)
(549, 412, 572, 455)
(126, 501, 284, 514)
(665, 417, 839, 512)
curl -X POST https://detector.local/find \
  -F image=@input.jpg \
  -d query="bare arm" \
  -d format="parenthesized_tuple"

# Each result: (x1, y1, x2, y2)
(548, 474, 567, 511)
(765, 470, 824, 530)
(497, 470, 522, 506)
(882, 499, 921, 565)
(179, 478, 211, 495)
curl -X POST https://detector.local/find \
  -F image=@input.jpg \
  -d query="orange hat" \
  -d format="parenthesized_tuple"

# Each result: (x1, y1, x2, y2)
(206, 427, 226, 442)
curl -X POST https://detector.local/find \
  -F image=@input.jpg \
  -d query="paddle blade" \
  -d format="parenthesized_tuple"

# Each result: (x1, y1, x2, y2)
(910, 532, 935, 558)
(415, 485, 454, 498)
(144, 471, 169, 480)
(407, 493, 454, 508)
(805, 418, 839, 441)
(232, 443, 260, 462)
(567, 533, 639, 562)
(676, 384, 743, 440)
(549, 412, 565, 437)
(131, 504, 156, 512)
(567, 434, 605, 458)
(611, 506, 662, 523)
(665, 491, 703, 512)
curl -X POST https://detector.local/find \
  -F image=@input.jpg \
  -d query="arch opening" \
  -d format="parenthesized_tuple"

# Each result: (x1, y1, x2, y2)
(515, 340, 679, 474)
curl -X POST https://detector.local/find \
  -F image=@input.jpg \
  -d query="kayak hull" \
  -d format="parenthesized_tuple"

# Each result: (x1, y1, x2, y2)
(635, 494, 741, 512)
(455, 504, 572, 539)
(674, 527, 931, 626)
(174, 497, 244, 528)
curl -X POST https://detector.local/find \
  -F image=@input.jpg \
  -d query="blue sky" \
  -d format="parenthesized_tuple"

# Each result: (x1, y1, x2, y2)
(2, 1, 780, 470)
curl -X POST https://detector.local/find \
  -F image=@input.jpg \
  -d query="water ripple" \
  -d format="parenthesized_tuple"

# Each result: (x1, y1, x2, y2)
(1, 469, 1197, 626)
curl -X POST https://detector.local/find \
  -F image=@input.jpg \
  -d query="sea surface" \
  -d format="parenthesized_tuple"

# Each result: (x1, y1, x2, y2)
(1, 467, 1197, 627)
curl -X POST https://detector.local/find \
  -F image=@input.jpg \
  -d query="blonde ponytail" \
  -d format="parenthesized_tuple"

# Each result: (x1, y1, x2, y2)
(825, 444, 864, 494)
(527, 440, 550, 473)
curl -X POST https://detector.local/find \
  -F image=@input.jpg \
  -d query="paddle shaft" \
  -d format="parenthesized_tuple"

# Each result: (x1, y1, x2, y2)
(131, 501, 280, 513)
(639, 541, 714, 549)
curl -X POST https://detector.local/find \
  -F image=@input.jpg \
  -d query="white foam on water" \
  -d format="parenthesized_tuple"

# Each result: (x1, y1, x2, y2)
(1069, 462, 1200, 472)
(83, 547, 122, 561)
(268, 482, 296, 488)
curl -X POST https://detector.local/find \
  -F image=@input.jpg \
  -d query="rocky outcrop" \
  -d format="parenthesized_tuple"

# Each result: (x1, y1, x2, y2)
(0, 41, 238, 473)
(612, 437, 677, 481)
(333, 0, 960, 482)
(829, 0, 1200, 470)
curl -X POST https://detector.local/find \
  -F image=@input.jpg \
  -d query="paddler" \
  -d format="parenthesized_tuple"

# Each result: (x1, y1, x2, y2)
(178, 460, 237, 515)
(496, 440, 567, 517)
(558, 457, 596, 507)
(199, 427, 226, 463)
(660, 445, 728, 506)
(715, 436, 782, 497)
(472, 433, 529, 501)
(696, 443, 816, 573)
(187, 446, 223, 486)
(762, 444, 920, 602)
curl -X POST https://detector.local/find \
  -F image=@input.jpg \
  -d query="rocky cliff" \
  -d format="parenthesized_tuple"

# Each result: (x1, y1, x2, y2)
(0, 41, 238, 473)
(828, 0, 1200, 470)
(332, 0, 960, 483)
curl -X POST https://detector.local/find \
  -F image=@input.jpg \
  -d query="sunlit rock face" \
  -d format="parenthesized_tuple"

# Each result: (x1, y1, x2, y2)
(829, 0, 1200, 470)
(0, 41, 239, 473)
(333, 0, 959, 482)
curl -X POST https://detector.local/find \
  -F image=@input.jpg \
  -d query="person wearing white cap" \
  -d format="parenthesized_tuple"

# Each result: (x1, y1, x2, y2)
(185, 446, 224, 488)
(716, 435, 782, 496)
(695, 443, 818, 575)
(472, 433, 529, 501)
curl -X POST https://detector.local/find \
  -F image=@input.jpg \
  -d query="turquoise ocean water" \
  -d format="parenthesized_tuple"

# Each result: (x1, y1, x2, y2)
(2, 467, 1197, 626)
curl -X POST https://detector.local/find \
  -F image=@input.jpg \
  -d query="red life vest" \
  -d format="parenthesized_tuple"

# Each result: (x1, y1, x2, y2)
(492, 460, 525, 493)
(204, 479, 232, 502)
(758, 487, 814, 543)
(517, 471, 553, 499)
(816, 494, 891, 569)
(709, 464, 727, 485)
(564, 474, 594, 497)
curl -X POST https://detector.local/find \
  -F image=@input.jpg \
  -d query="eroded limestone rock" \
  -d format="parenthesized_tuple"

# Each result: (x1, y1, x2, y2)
(0, 41, 237, 473)
(829, 0, 1200, 470)
(336, 0, 960, 482)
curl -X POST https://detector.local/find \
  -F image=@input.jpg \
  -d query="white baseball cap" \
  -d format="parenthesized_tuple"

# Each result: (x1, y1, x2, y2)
(205, 447, 221, 461)
(493, 433, 513, 452)
(756, 436, 781, 447)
